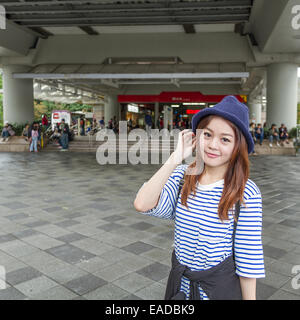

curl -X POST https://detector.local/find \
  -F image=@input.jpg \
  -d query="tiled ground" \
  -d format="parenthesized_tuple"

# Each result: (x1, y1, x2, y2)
(0, 152, 299, 300)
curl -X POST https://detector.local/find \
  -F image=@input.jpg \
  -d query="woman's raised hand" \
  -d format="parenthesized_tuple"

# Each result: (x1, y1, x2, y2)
(172, 129, 196, 165)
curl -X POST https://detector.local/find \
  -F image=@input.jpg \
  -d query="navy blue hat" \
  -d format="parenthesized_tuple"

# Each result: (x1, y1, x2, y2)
(191, 96, 254, 154)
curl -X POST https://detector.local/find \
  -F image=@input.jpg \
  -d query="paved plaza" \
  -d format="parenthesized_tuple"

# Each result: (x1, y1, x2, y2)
(0, 152, 299, 300)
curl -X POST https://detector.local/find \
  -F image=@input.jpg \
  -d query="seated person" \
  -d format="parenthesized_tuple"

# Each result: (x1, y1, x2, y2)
(254, 123, 264, 146)
(268, 124, 280, 147)
(1, 121, 15, 142)
(249, 122, 256, 143)
(278, 123, 290, 145)
(50, 127, 61, 144)
(22, 124, 30, 141)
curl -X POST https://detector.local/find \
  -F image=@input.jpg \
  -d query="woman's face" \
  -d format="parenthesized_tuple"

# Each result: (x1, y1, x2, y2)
(198, 117, 236, 169)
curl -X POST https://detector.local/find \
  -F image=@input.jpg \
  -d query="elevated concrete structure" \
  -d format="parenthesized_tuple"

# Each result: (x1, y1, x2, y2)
(0, 0, 299, 129)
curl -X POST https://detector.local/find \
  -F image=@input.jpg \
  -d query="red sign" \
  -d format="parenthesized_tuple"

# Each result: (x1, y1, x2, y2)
(118, 92, 244, 103)
(186, 109, 202, 114)
(53, 113, 60, 119)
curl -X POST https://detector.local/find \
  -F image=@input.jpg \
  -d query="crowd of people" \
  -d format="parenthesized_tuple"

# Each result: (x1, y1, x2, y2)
(249, 122, 290, 151)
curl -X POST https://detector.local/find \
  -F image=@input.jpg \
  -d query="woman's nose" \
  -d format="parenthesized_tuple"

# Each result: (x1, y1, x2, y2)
(208, 137, 218, 149)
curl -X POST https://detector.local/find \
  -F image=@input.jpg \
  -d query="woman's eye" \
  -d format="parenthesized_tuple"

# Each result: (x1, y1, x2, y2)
(222, 138, 230, 143)
(204, 132, 211, 137)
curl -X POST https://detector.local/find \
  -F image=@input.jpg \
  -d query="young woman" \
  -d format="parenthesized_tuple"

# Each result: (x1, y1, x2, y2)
(134, 96, 265, 300)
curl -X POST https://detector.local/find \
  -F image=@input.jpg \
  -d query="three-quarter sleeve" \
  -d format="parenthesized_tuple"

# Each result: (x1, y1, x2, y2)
(137, 164, 187, 220)
(234, 191, 265, 278)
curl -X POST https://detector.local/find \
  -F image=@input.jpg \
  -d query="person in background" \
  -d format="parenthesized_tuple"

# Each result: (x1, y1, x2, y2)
(99, 117, 105, 129)
(185, 119, 189, 129)
(249, 122, 256, 144)
(59, 119, 69, 151)
(268, 124, 280, 148)
(29, 124, 39, 152)
(42, 114, 48, 129)
(1, 121, 15, 142)
(254, 123, 264, 146)
(128, 118, 133, 132)
(108, 118, 113, 130)
(80, 116, 85, 136)
(145, 110, 153, 137)
(50, 127, 61, 144)
(278, 123, 290, 145)
(159, 116, 164, 130)
(22, 124, 30, 141)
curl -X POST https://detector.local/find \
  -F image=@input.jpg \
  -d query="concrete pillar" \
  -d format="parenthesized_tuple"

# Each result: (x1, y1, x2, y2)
(2, 65, 34, 124)
(93, 104, 104, 122)
(154, 102, 159, 129)
(248, 101, 262, 124)
(104, 94, 119, 125)
(163, 105, 168, 129)
(266, 63, 298, 129)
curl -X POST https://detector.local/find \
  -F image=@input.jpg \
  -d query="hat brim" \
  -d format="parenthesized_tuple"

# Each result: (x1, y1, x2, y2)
(192, 108, 254, 154)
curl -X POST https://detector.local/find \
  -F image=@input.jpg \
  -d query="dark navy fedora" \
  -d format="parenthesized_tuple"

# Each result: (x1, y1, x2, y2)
(191, 96, 254, 154)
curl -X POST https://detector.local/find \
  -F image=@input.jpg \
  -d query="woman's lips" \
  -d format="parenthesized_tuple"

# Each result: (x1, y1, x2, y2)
(205, 152, 220, 158)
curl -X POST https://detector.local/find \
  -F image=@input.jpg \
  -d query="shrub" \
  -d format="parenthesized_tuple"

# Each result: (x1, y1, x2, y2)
(289, 127, 299, 139)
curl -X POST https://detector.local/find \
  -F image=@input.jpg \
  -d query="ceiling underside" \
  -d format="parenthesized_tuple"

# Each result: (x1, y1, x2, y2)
(2, 0, 254, 36)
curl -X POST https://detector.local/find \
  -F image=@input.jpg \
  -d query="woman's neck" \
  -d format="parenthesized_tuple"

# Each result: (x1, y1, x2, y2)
(199, 165, 227, 184)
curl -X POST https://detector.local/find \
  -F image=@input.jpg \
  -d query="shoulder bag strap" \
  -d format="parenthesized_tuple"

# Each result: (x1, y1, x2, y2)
(232, 200, 240, 260)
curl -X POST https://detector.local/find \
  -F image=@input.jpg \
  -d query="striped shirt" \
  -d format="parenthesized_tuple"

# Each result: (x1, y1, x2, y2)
(138, 164, 265, 300)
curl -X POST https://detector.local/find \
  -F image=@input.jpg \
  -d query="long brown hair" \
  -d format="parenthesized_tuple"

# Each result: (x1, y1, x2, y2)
(181, 115, 249, 222)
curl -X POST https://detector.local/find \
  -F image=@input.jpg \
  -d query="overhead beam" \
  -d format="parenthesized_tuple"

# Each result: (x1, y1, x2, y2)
(183, 24, 196, 34)
(14, 72, 249, 79)
(3, 0, 253, 10)
(28, 27, 53, 38)
(10, 10, 250, 22)
(78, 26, 99, 35)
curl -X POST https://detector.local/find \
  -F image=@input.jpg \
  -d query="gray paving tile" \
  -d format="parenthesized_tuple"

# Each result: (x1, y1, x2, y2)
(55, 232, 88, 243)
(134, 282, 166, 300)
(97, 223, 123, 232)
(136, 262, 170, 281)
(0, 286, 27, 300)
(64, 274, 107, 295)
(278, 219, 300, 228)
(122, 294, 143, 300)
(15, 275, 58, 297)
(4, 213, 30, 221)
(121, 241, 157, 255)
(2, 202, 29, 210)
(6, 266, 43, 286)
(12, 229, 41, 239)
(0, 234, 17, 244)
(24, 220, 50, 228)
(46, 244, 96, 264)
(47, 265, 89, 284)
(256, 282, 278, 300)
(130, 222, 155, 231)
(102, 215, 127, 222)
(42, 207, 62, 213)
(30, 285, 79, 300)
(54, 220, 81, 228)
(263, 244, 287, 259)
(84, 283, 129, 300)
(113, 272, 154, 294)
(158, 230, 174, 240)
(268, 289, 300, 300)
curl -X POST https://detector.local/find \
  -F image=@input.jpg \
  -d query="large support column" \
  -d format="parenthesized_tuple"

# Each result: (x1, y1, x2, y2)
(163, 105, 168, 129)
(248, 101, 262, 124)
(154, 102, 159, 129)
(266, 63, 298, 129)
(2, 65, 34, 124)
(93, 104, 104, 122)
(104, 94, 119, 126)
